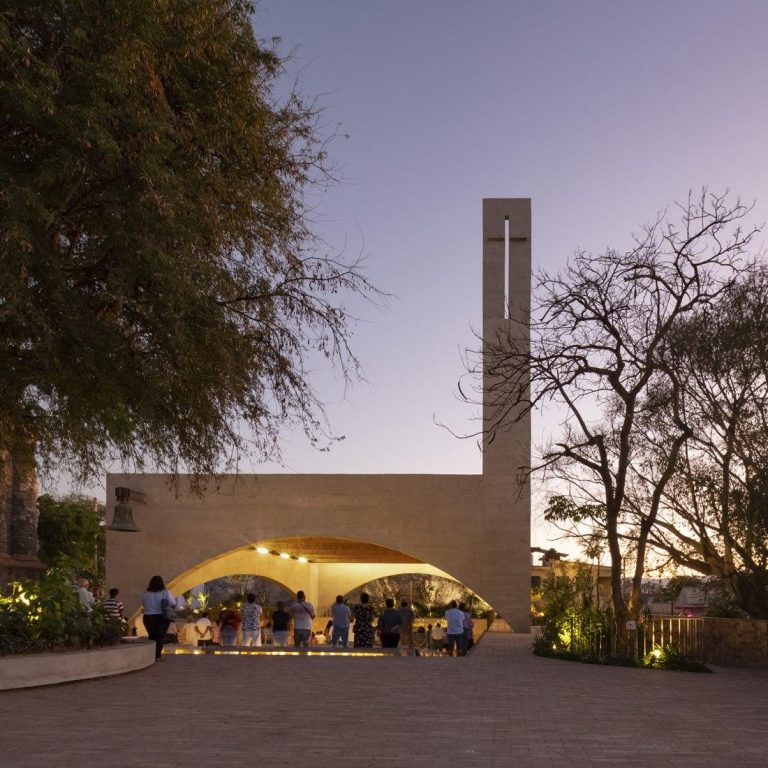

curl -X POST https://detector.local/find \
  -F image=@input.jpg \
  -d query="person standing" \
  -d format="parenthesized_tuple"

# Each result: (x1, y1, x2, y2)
(103, 588, 124, 621)
(444, 600, 465, 657)
(142, 575, 175, 661)
(351, 592, 376, 648)
(431, 621, 445, 653)
(241, 593, 263, 646)
(460, 602, 474, 656)
(289, 590, 315, 649)
(377, 598, 401, 649)
(219, 601, 242, 646)
(76, 578, 95, 613)
(271, 601, 291, 647)
(399, 599, 415, 649)
(330, 595, 351, 648)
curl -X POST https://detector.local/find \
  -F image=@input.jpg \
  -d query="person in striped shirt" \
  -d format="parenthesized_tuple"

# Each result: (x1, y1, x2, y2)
(103, 588, 124, 621)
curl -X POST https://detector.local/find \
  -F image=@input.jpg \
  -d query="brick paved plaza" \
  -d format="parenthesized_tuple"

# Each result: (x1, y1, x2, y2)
(1, 633, 766, 767)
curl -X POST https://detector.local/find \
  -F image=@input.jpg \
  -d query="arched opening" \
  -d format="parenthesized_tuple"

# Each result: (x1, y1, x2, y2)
(342, 573, 493, 618)
(127, 535, 498, 636)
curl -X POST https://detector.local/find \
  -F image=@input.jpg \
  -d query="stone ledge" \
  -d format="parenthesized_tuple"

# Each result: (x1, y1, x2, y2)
(0, 640, 155, 690)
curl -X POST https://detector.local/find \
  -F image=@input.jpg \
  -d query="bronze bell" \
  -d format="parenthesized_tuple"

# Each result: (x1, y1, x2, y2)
(107, 500, 140, 532)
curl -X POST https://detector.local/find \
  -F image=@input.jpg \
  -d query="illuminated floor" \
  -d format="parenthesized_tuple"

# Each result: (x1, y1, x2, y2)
(165, 645, 447, 658)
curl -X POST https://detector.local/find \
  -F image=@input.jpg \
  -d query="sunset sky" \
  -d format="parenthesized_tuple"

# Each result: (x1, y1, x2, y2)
(244, 1, 768, 546)
(69, 2, 768, 551)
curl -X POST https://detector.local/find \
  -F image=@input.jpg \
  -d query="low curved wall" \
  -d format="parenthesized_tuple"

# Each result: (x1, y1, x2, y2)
(0, 640, 156, 691)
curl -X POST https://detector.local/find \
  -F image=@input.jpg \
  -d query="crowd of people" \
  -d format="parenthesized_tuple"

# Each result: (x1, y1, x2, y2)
(81, 575, 479, 661)
(179, 591, 475, 657)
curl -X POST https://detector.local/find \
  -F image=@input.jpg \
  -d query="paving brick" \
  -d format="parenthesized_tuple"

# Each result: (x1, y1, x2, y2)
(1, 634, 767, 767)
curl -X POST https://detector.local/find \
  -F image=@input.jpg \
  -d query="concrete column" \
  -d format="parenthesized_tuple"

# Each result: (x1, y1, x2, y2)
(480, 198, 531, 632)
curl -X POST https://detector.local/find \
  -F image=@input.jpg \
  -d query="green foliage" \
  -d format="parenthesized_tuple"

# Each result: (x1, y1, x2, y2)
(544, 496, 605, 525)
(532, 569, 614, 662)
(0, 569, 123, 655)
(0, 0, 375, 481)
(532, 571, 710, 671)
(37, 494, 105, 579)
(642, 644, 711, 673)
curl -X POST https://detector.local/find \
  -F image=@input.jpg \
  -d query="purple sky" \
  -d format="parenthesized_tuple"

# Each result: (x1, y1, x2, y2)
(246, 1, 768, 545)
(63, 2, 768, 552)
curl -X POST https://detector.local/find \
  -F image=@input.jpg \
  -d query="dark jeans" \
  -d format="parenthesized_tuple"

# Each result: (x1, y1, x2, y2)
(331, 626, 349, 647)
(143, 614, 171, 660)
(446, 633, 464, 656)
(381, 632, 400, 648)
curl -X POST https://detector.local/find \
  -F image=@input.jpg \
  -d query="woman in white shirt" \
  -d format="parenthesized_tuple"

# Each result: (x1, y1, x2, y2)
(142, 575, 175, 661)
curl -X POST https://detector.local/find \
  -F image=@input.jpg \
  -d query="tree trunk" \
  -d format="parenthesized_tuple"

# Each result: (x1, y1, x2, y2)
(0, 436, 44, 587)
(10, 442, 40, 557)
(0, 449, 11, 556)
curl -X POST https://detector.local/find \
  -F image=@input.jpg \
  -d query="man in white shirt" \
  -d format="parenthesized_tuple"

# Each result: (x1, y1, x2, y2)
(431, 621, 445, 652)
(76, 578, 95, 613)
(444, 600, 465, 657)
(289, 590, 315, 649)
(194, 612, 214, 646)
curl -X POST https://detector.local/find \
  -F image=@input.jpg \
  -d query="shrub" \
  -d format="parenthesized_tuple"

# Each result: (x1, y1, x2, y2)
(642, 644, 711, 673)
(533, 568, 614, 661)
(0, 569, 123, 655)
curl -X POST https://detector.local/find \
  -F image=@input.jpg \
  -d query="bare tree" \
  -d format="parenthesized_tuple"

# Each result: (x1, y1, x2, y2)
(469, 190, 759, 643)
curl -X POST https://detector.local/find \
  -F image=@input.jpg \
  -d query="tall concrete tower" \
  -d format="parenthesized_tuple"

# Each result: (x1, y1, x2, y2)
(480, 198, 531, 630)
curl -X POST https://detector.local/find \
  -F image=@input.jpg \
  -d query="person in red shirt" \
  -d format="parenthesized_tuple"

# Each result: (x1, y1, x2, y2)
(218, 601, 242, 646)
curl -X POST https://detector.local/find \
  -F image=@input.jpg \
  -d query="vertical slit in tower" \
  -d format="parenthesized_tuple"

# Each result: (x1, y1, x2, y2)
(504, 215, 510, 320)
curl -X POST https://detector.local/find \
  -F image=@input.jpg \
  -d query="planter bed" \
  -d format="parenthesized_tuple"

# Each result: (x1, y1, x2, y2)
(0, 640, 155, 690)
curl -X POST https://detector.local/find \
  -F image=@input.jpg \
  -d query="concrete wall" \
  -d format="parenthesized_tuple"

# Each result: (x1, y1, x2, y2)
(108, 473, 491, 616)
(0, 641, 155, 690)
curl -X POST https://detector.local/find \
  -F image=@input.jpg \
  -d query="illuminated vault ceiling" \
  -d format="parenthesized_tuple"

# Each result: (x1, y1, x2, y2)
(253, 536, 423, 564)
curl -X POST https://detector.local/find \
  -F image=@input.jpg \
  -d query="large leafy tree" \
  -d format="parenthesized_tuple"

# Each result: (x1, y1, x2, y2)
(0, 0, 375, 490)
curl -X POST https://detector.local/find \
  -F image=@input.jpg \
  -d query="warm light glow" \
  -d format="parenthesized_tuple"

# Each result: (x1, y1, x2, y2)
(297, 556, 308, 563)
(164, 647, 389, 658)
(279, 552, 290, 559)
(256, 547, 269, 555)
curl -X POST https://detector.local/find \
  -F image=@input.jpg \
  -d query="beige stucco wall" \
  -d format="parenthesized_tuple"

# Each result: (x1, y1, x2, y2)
(107, 473, 504, 614)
